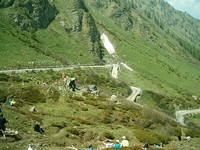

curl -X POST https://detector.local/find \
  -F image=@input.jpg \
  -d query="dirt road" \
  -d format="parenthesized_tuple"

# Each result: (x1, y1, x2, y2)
(0, 64, 112, 74)
(175, 109, 200, 126)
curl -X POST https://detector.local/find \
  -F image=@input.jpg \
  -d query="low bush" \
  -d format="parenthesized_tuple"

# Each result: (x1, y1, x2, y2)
(12, 77, 22, 82)
(72, 96, 84, 101)
(103, 131, 115, 140)
(80, 106, 88, 111)
(0, 77, 8, 82)
(66, 127, 79, 136)
(51, 121, 67, 129)
(77, 117, 95, 125)
(84, 99, 99, 106)
(0, 89, 7, 103)
(184, 128, 200, 138)
(133, 129, 171, 145)
(20, 86, 46, 103)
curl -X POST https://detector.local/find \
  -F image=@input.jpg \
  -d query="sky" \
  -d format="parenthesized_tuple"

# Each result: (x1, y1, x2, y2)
(164, 0, 200, 20)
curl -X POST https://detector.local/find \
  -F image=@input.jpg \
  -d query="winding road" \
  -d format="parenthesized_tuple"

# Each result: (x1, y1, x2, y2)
(175, 109, 200, 126)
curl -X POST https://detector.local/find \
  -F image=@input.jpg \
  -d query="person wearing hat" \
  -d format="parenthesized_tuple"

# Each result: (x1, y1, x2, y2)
(112, 140, 121, 148)
(120, 136, 129, 147)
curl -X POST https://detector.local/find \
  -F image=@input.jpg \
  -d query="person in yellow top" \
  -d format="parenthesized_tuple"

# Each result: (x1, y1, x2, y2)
(120, 136, 129, 147)
(10, 100, 16, 106)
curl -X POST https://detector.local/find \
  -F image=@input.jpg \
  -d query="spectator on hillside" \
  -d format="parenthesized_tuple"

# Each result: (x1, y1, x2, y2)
(102, 139, 114, 148)
(112, 140, 121, 148)
(178, 135, 181, 141)
(34, 122, 44, 134)
(87, 144, 94, 150)
(186, 136, 191, 142)
(0, 104, 2, 112)
(8, 99, 16, 106)
(0, 113, 7, 137)
(154, 143, 159, 148)
(120, 136, 129, 147)
(142, 143, 149, 150)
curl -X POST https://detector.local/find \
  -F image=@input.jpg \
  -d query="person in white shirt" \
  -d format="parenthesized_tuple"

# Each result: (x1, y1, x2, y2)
(102, 139, 114, 148)
(120, 136, 129, 147)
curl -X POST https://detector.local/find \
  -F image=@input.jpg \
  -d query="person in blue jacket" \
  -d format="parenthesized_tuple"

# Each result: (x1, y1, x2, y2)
(112, 140, 121, 148)
(87, 144, 94, 150)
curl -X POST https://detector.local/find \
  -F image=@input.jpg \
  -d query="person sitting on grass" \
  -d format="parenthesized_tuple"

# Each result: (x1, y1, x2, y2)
(34, 122, 44, 134)
(112, 140, 121, 148)
(102, 139, 114, 148)
(120, 136, 129, 147)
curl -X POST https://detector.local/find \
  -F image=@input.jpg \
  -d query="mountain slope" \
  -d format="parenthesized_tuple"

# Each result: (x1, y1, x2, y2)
(0, 0, 200, 149)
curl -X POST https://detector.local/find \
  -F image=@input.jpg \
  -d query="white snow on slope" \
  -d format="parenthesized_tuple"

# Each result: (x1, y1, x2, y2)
(100, 33, 115, 54)
(101, 33, 133, 73)
(121, 62, 133, 71)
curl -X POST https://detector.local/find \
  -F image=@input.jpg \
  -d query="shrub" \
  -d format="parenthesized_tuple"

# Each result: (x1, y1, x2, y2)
(66, 127, 79, 136)
(80, 106, 88, 111)
(84, 99, 99, 106)
(78, 117, 94, 125)
(51, 122, 67, 129)
(12, 77, 22, 82)
(133, 129, 171, 145)
(184, 128, 200, 138)
(0, 89, 7, 103)
(102, 116, 112, 124)
(142, 107, 167, 125)
(103, 131, 115, 140)
(0, 77, 8, 82)
(20, 86, 46, 103)
(72, 96, 84, 101)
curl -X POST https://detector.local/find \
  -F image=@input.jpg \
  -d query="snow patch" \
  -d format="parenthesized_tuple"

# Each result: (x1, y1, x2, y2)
(100, 33, 115, 54)
(121, 62, 133, 71)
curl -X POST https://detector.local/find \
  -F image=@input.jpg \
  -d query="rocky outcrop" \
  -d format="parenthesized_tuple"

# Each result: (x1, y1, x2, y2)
(6, 0, 58, 31)
(90, 0, 133, 30)
(57, 0, 102, 57)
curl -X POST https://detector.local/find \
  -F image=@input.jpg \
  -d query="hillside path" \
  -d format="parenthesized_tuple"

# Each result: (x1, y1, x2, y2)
(175, 109, 200, 126)
(0, 64, 112, 74)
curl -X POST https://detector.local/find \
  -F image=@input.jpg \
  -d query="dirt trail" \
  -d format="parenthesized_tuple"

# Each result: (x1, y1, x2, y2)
(127, 86, 142, 103)
(175, 109, 200, 126)
(0, 65, 113, 74)
(111, 64, 119, 79)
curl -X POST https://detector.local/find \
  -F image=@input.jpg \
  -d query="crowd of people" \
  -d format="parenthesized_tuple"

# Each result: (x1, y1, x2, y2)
(0, 102, 45, 138)
(100, 136, 129, 149)
(0, 101, 192, 150)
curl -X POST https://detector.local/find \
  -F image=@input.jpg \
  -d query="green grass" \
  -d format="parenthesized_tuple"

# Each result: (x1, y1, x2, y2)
(1, 0, 200, 149)
(0, 63, 199, 150)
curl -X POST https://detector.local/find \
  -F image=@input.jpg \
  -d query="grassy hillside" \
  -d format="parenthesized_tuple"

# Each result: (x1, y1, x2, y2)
(0, 0, 200, 149)
(0, 68, 200, 150)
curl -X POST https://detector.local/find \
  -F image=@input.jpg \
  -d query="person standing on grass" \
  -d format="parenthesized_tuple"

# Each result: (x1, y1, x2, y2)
(186, 136, 191, 142)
